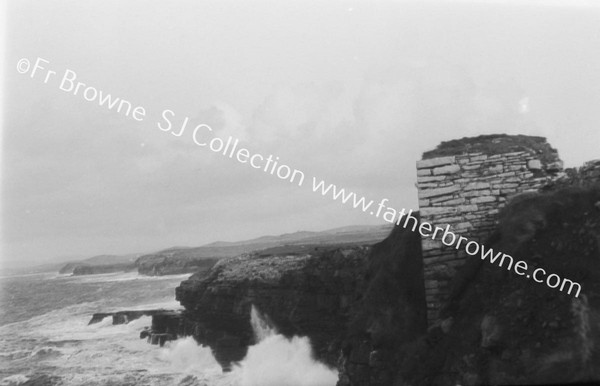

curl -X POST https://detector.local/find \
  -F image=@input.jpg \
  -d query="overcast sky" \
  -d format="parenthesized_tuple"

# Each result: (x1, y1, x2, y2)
(3, 0, 600, 267)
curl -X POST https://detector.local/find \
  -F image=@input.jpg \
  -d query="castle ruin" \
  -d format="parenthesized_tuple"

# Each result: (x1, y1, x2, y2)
(415, 135, 565, 324)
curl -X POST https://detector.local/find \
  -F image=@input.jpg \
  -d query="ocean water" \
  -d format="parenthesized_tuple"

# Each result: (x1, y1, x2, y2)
(0, 271, 337, 386)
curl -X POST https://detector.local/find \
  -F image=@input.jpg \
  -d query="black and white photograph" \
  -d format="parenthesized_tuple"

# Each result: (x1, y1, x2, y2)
(2, 0, 600, 385)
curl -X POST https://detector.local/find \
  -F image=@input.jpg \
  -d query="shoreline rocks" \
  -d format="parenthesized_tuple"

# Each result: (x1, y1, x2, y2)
(88, 309, 180, 325)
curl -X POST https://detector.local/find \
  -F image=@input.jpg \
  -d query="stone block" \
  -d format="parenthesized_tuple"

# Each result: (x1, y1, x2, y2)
(503, 177, 520, 182)
(527, 159, 542, 170)
(471, 196, 496, 204)
(419, 185, 460, 198)
(430, 194, 459, 203)
(431, 216, 464, 224)
(458, 204, 478, 212)
(464, 190, 492, 197)
(494, 183, 519, 189)
(417, 175, 447, 182)
(420, 207, 458, 216)
(504, 151, 527, 157)
(417, 156, 456, 169)
(418, 182, 441, 189)
(417, 168, 431, 176)
(497, 172, 516, 177)
(470, 155, 488, 162)
(433, 164, 461, 175)
(454, 222, 473, 230)
(464, 182, 490, 191)
(443, 198, 466, 205)
(489, 165, 504, 173)
(519, 172, 534, 179)
(422, 239, 444, 250)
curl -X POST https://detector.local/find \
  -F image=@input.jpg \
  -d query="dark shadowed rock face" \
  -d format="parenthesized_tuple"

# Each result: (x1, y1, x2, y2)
(415, 186, 600, 386)
(175, 245, 372, 369)
(340, 186, 600, 386)
(337, 223, 427, 386)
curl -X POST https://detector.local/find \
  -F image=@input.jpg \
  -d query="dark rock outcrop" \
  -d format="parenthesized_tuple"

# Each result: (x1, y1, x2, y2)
(88, 309, 179, 325)
(175, 245, 373, 370)
(339, 186, 600, 385)
(416, 186, 600, 386)
(337, 222, 427, 386)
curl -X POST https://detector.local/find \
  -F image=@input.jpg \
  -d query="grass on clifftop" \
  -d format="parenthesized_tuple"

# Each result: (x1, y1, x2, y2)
(422, 134, 559, 163)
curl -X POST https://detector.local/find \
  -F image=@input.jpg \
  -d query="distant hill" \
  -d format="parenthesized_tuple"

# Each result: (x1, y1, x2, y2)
(204, 225, 392, 249)
(135, 224, 393, 276)
(57, 223, 393, 276)
(58, 253, 141, 274)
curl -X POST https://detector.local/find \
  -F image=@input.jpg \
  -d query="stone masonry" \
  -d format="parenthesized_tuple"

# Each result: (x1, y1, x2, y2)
(416, 135, 564, 324)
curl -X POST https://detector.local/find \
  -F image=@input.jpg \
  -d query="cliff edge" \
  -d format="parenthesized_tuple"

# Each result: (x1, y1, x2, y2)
(175, 244, 372, 369)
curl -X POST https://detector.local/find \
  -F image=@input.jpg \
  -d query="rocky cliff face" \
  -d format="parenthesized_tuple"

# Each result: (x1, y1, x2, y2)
(337, 223, 427, 386)
(167, 136, 599, 386)
(71, 263, 135, 275)
(175, 245, 372, 370)
(59, 254, 139, 275)
(339, 186, 600, 386)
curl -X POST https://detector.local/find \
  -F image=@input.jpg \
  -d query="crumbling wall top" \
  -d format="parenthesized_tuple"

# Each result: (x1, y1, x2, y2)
(422, 134, 560, 165)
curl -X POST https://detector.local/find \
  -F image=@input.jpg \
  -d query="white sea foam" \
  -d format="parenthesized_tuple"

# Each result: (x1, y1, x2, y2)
(0, 374, 29, 386)
(59, 271, 191, 284)
(1, 272, 338, 385)
(226, 305, 338, 386)
(159, 337, 221, 375)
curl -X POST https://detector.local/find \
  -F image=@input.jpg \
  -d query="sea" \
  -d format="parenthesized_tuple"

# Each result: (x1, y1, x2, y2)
(0, 270, 338, 386)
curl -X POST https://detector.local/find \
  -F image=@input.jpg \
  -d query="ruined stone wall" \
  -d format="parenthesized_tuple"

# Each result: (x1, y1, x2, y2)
(416, 135, 563, 324)
(551, 159, 600, 188)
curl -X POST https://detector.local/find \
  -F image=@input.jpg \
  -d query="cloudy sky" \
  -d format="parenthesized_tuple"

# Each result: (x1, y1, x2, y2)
(3, 0, 600, 267)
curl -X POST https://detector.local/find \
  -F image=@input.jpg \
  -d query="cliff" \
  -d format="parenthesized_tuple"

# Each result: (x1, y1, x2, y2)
(59, 253, 139, 274)
(58, 262, 82, 274)
(135, 255, 218, 276)
(164, 134, 599, 385)
(338, 186, 600, 385)
(338, 223, 427, 386)
(337, 134, 600, 385)
(175, 244, 372, 370)
(71, 263, 136, 275)
(136, 224, 390, 276)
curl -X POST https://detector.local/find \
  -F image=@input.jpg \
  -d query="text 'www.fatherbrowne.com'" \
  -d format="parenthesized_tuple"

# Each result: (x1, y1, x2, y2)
(16, 56, 582, 298)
